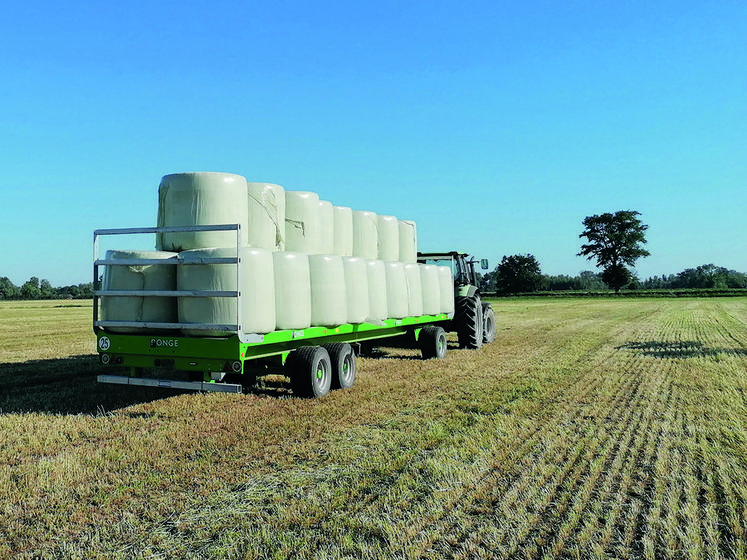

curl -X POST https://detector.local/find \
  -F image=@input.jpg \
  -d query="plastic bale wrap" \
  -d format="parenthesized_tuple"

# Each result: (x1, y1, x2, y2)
(318, 200, 335, 255)
(437, 265, 455, 314)
(247, 182, 285, 251)
(398, 220, 417, 264)
(343, 257, 369, 324)
(285, 191, 321, 254)
(404, 263, 424, 317)
(352, 210, 378, 260)
(156, 172, 249, 251)
(377, 215, 400, 262)
(333, 206, 353, 256)
(273, 252, 311, 330)
(309, 254, 347, 327)
(177, 247, 275, 336)
(366, 260, 388, 323)
(385, 261, 409, 319)
(420, 264, 441, 315)
(101, 250, 178, 333)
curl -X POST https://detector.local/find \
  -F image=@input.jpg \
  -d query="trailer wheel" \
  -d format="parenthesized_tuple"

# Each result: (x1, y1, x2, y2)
(455, 295, 483, 349)
(324, 343, 356, 390)
(419, 326, 447, 359)
(288, 346, 332, 398)
(482, 304, 496, 344)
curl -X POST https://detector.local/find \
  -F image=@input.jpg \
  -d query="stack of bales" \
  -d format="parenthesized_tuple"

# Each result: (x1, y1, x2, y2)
(101, 171, 454, 336)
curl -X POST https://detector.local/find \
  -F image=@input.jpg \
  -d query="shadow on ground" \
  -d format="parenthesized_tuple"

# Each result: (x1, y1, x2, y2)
(244, 344, 442, 397)
(0, 355, 189, 415)
(0, 341, 449, 414)
(617, 341, 747, 359)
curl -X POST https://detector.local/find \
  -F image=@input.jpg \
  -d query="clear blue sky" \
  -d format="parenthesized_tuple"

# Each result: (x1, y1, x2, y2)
(2, 0, 745, 286)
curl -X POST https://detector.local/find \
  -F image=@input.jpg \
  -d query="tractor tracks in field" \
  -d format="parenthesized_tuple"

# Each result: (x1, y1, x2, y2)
(410, 335, 678, 559)
(408, 301, 747, 559)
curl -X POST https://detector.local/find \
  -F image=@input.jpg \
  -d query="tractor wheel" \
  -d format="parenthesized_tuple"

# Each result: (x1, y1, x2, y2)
(455, 295, 483, 349)
(288, 346, 332, 398)
(323, 343, 356, 390)
(419, 326, 447, 359)
(482, 304, 496, 344)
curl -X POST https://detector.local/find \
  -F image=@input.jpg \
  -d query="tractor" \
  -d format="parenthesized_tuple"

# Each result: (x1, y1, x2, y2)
(417, 251, 496, 349)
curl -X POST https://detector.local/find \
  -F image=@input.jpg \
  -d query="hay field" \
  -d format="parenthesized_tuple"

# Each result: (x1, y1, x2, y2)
(1, 298, 745, 559)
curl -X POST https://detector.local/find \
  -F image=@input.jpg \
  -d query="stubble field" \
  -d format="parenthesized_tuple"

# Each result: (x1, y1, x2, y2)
(0, 297, 745, 559)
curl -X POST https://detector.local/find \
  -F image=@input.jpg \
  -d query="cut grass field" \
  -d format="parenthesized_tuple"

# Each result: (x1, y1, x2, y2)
(1, 297, 745, 559)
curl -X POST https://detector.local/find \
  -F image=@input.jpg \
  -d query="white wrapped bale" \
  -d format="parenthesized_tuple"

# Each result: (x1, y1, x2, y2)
(385, 261, 408, 319)
(404, 263, 424, 317)
(352, 210, 378, 260)
(285, 191, 321, 254)
(398, 220, 417, 263)
(273, 252, 311, 330)
(366, 260, 388, 323)
(247, 182, 285, 251)
(343, 257, 369, 324)
(420, 264, 441, 315)
(309, 254, 347, 327)
(318, 200, 335, 255)
(437, 265, 455, 315)
(177, 247, 275, 336)
(156, 172, 249, 251)
(377, 215, 400, 261)
(333, 206, 353, 256)
(101, 250, 178, 333)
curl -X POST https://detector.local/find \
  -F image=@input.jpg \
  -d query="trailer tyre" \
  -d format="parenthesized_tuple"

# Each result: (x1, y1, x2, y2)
(482, 304, 496, 344)
(455, 295, 483, 349)
(324, 343, 356, 390)
(288, 346, 332, 398)
(419, 326, 447, 359)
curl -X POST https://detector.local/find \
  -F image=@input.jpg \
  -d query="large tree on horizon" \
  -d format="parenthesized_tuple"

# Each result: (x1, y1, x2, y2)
(578, 210, 650, 293)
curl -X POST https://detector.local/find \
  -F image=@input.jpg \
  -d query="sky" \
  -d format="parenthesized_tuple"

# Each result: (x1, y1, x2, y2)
(1, 0, 745, 286)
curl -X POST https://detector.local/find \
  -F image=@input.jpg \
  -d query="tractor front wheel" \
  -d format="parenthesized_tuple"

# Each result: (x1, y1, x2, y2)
(482, 304, 496, 344)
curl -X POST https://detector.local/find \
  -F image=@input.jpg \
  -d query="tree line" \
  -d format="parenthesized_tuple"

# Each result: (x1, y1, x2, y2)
(483, 210, 745, 294)
(482, 257, 747, 294)
(0, 276, 93, 300)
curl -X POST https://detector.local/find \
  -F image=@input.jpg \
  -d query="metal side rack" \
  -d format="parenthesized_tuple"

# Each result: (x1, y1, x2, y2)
(93, 224, 262, 343)
(93, 224, 250, 393)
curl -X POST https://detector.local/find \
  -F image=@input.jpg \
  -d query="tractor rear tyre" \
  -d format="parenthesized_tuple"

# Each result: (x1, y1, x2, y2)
(482, 304, 496, 344)
(288, 346, 332, 398)
(455, 295, 483, 349)
(419, 326, 447, 359)
(323, 343, 356, 390)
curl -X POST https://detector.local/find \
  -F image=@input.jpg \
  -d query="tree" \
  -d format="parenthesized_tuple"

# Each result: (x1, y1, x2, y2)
(40, 279, 55, 299)
(495, 254, 544, 293)
(20, 277, 41, 300)
(0, 277, 19, 300)
(578, 210, 650, 293)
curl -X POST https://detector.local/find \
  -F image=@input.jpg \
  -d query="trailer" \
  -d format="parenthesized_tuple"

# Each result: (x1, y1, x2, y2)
(93, 224, 456, 397)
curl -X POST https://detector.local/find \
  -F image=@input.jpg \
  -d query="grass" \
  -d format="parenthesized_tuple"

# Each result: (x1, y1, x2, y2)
(0, 297, 745, 559)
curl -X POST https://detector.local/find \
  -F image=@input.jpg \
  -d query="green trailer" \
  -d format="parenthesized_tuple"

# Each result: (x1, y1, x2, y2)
(94, 224, 455, 397)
